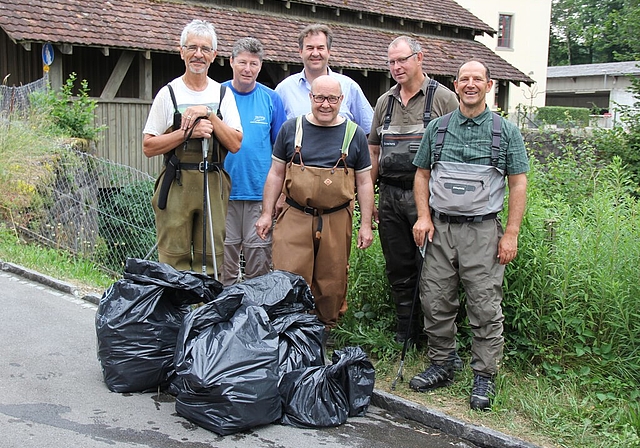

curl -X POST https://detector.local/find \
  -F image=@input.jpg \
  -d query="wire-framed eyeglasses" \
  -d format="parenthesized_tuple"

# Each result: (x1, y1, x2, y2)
(386, 52, 418, 67)
(182, 45, 214, 55)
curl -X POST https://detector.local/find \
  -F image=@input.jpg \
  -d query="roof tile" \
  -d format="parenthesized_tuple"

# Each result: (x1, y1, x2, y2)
(0, 0, 530, 82)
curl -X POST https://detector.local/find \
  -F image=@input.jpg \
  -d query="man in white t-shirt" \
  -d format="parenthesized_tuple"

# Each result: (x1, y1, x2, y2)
(143, 19, 243, 277)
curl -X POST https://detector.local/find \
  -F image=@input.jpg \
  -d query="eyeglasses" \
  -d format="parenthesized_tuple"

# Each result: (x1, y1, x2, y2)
(182, 45, 214, 55)
(386, 52, 418, 67)
(311, 94, 341, 104)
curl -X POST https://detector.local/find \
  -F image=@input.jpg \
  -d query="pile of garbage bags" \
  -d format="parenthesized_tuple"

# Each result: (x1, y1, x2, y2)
(96, 258, 375, 435)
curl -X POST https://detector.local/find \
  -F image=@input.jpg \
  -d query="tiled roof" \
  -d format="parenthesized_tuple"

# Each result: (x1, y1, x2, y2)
(284, 0, 495, 35)
(0, 0, 530, 83)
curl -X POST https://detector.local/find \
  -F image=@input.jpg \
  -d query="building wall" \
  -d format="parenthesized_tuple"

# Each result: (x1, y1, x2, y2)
(546, 75, 635, 122)
(453, 0, 552, 115)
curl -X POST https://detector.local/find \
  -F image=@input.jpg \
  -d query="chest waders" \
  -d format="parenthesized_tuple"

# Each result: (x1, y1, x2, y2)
(377, 79, 438, 345)
(273, 117, 357, 330)
(378, 78, 438, 187)
(429, 111, 505, 221)
(283, 117, 358, 239)
(153, 83, 228, 279)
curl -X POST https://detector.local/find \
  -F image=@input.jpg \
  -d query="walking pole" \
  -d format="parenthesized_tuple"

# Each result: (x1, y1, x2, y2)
(391, 240, 428, 390)
(205, 165, 218, 281)
(201, 138, 219, 280)
(201, 138, 209, 276)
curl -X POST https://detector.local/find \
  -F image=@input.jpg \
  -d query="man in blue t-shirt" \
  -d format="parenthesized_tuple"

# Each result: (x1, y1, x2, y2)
(222, 37, 287, 285)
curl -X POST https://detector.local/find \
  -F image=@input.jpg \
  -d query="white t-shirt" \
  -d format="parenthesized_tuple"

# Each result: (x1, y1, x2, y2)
(143, 76, 242, 136)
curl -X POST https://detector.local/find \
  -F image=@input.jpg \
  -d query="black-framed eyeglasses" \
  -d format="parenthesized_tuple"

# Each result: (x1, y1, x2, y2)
(182, 45, 213, 55)
(311, 94, 341, 104)
(386, 52, 418, 67)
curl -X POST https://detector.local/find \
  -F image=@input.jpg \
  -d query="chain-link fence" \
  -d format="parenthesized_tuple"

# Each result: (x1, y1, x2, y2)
(1, 77, 48, 117)
(6, 144, 158, 275)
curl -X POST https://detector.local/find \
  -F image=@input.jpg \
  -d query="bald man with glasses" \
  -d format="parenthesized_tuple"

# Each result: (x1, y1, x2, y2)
(368, 36, 459, 345)
(256, 75, 374, 358)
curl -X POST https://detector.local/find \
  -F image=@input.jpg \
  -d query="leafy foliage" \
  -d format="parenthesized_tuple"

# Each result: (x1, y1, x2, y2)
(549, 0, 640, 66)
(30, 72, 106, 140)
(535, 105, 591, 127)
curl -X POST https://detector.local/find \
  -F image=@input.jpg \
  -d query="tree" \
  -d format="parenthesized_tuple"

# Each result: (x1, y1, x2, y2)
(549, 0, 639, 66)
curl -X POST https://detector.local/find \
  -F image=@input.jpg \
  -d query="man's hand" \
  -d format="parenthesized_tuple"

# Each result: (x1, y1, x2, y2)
(497, 232, 518, 265)
(412, 216, 434, 248)
(255, 213, 273, 241)
(357, 225, 374, 249)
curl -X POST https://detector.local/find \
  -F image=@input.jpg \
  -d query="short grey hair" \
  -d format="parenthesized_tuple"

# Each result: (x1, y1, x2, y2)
(231, 37, 264, 61)
(180, 19, 217, 50)
(389, 35, 421, 54)
(298, 23, 333, 50)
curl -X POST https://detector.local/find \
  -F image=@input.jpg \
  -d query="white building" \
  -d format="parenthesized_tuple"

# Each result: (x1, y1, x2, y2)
(546, 61, 640, 126)
(453, 0, 552, 115)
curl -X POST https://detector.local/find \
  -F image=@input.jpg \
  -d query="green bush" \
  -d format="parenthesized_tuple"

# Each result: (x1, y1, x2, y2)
(536, 106, 591, 127)
(30, 72, 105, 140)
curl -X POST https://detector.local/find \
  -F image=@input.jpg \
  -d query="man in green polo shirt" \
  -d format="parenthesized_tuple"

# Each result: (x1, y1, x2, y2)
(409, 59, 529, 411)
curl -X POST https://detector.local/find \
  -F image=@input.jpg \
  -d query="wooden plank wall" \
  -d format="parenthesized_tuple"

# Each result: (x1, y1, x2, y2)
(94, 100, 163, 178)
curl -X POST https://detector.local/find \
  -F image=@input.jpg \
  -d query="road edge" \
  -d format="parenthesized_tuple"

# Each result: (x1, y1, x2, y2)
(1, 259, 539, 448)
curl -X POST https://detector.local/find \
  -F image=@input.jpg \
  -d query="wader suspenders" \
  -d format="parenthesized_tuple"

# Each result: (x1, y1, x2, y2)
(433, 111, 502, 167)
(285, 117, 359, 239)
(382, 78, 439, 131)
(157, 84, 227, 210)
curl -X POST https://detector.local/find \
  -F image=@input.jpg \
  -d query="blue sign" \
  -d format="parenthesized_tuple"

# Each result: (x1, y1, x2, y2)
(42, 43, 54, 66)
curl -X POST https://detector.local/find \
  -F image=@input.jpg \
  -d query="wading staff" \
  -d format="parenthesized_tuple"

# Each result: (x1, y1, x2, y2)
(391, 240, 427, 390)
(200, 138, 219, 280)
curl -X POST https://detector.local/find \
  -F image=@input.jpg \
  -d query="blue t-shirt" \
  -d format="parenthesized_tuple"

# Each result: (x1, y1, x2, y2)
(223, 82, 287, 201)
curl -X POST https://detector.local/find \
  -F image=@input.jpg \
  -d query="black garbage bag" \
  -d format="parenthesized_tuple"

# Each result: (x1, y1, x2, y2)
(331, 346, 376, 417)
(271, 313, 325, 375)
(279, 345, 376, 428)
(278, 363, 349, 428)
(225, 270, 315, 318)
(95, 258, 223, 393)
(173, 303, 281, 435)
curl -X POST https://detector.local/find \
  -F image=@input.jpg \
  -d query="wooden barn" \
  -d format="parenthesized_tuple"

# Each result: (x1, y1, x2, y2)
(0, 0, 532, 177)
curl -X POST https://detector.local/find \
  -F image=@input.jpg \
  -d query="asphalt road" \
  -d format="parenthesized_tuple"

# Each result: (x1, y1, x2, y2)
(0, 269, 479, 448)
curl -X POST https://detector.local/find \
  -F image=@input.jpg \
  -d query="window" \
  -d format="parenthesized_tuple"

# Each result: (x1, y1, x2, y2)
(497, 14, 513, 48)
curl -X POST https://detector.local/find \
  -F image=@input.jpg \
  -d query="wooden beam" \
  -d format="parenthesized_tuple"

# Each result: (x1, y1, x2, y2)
(139, 53, 152, 101)
(100, 51, 135, 100)
(101, 47, 109, 57)
(21, 42, 31, 51)
(335, 8, 340, 16)
(57, 43, 73, 55)
(311, 5, 315, 12)
(361, 69, 368, 77)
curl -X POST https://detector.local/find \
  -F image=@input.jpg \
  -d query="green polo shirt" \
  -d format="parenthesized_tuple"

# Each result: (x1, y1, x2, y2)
(413, 107, 529, 175)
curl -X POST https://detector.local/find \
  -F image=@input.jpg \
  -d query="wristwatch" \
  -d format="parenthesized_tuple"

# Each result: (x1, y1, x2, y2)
(205, 106, 212, 118)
